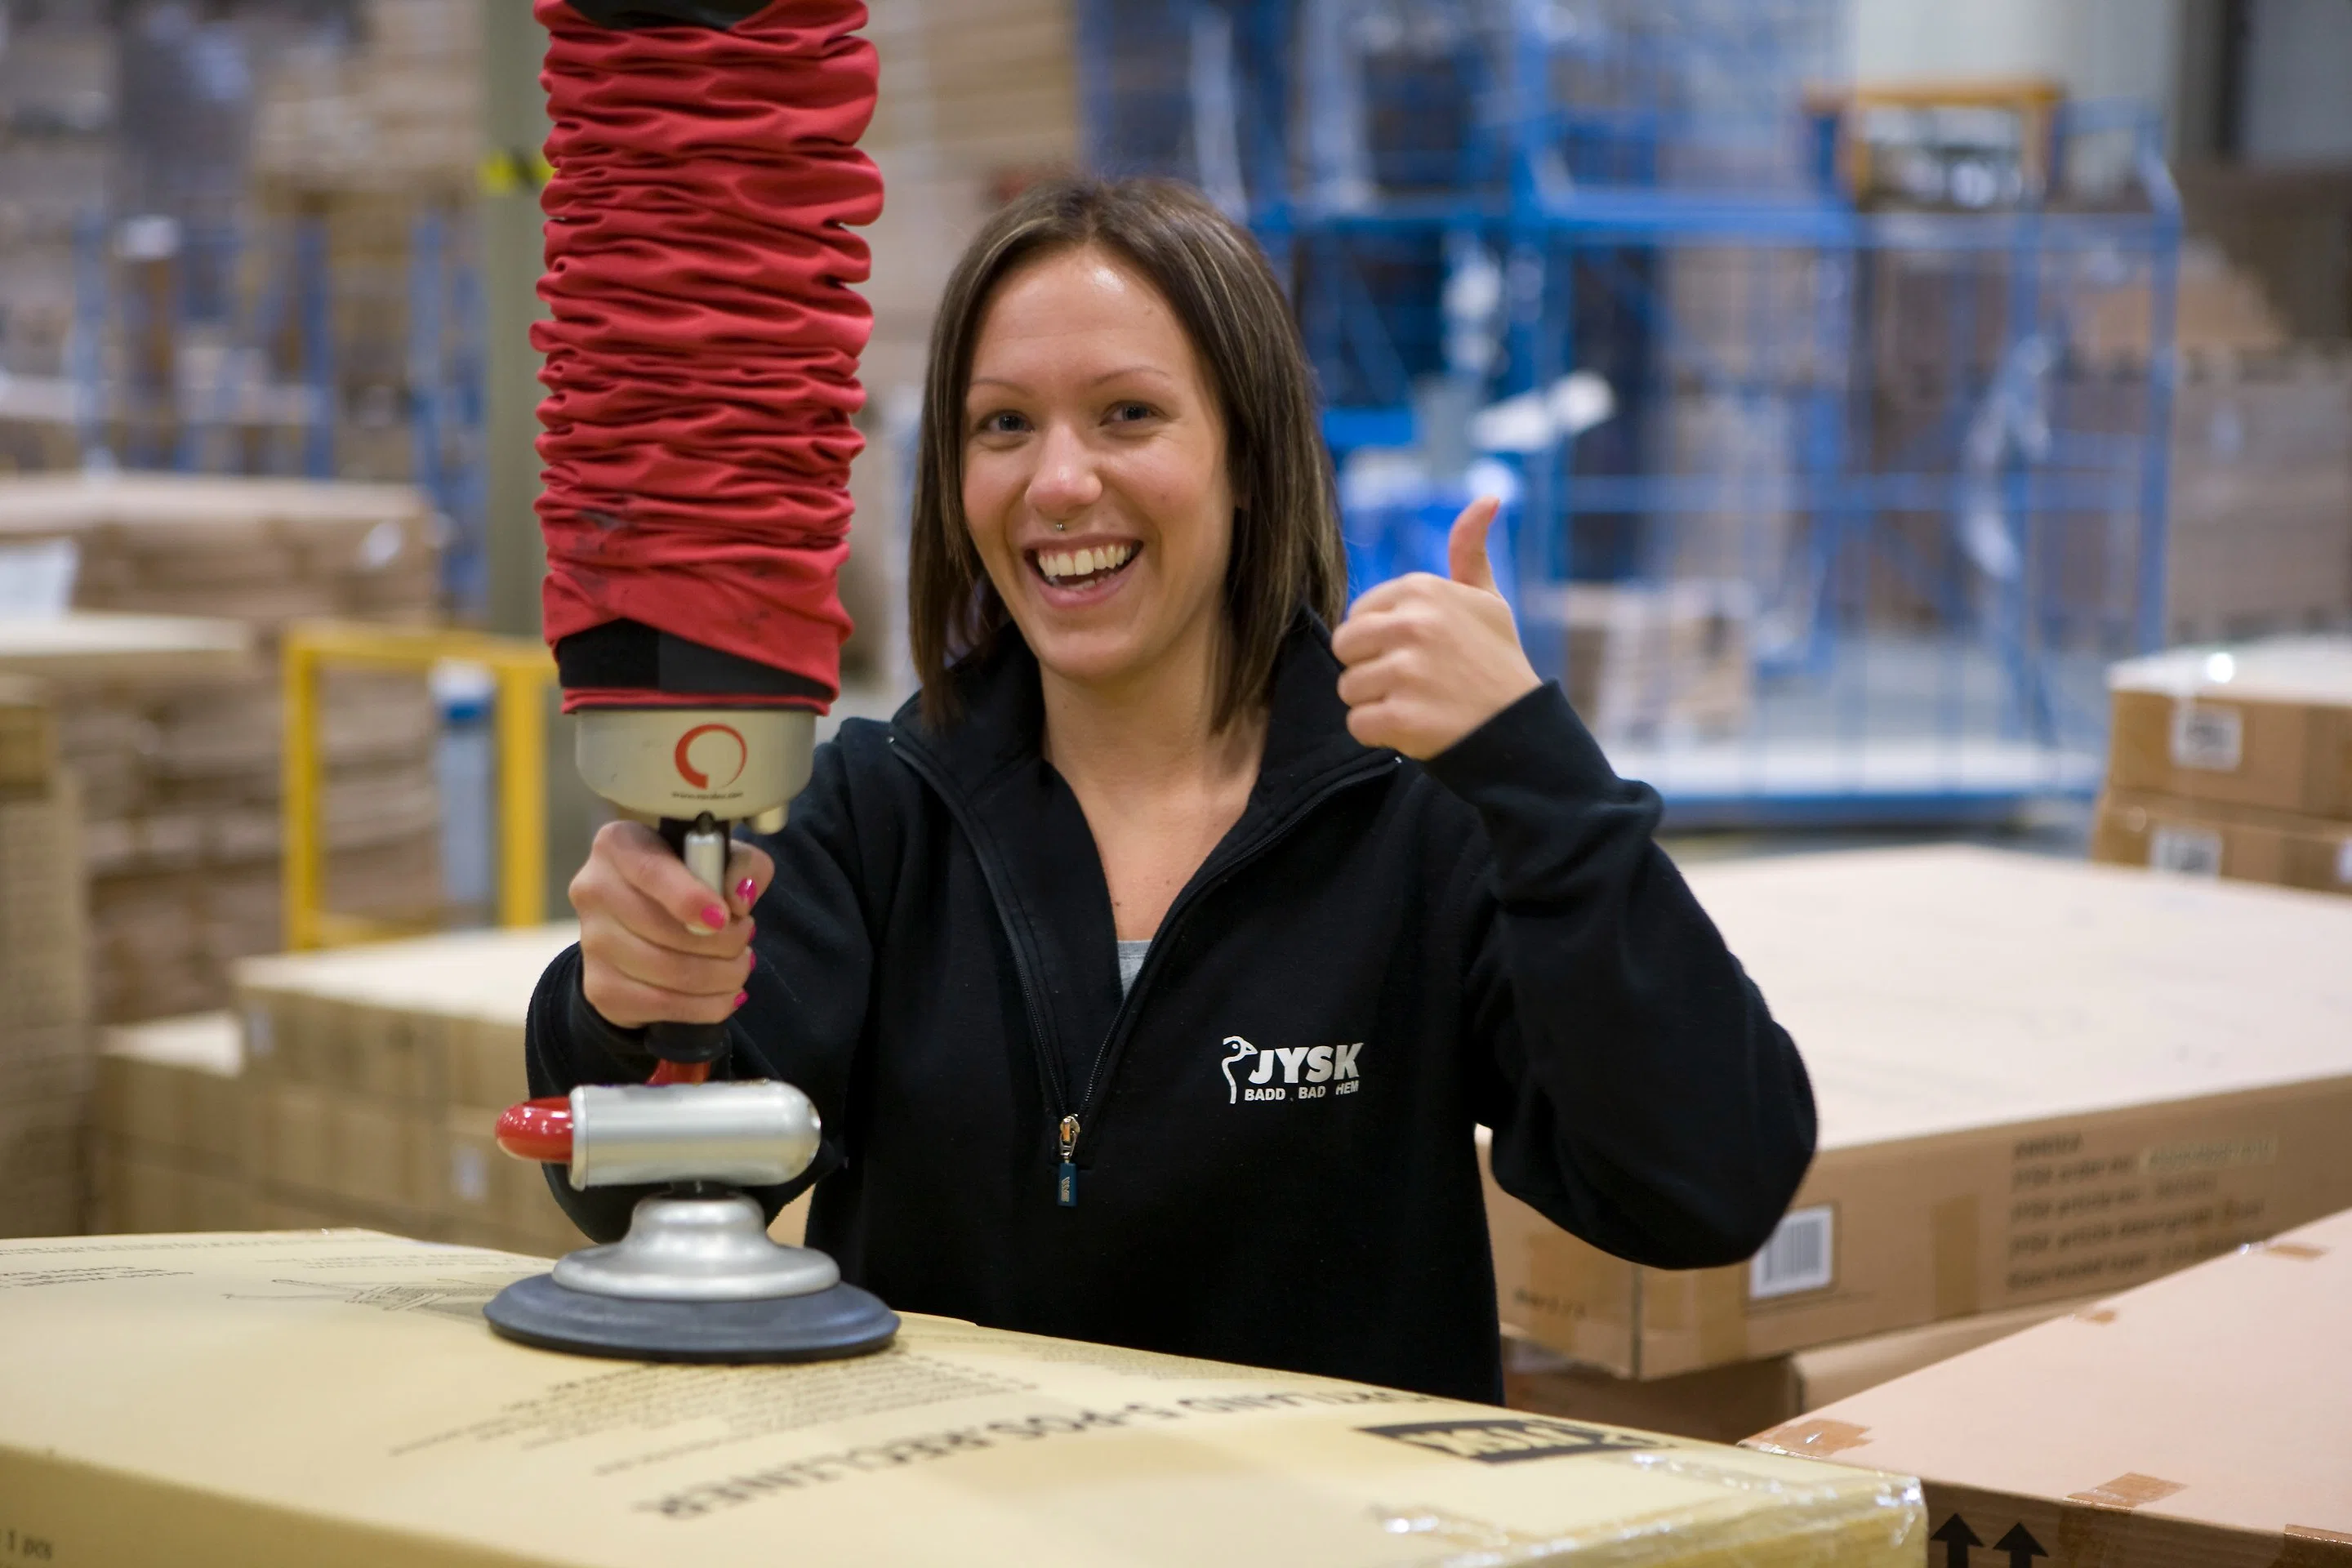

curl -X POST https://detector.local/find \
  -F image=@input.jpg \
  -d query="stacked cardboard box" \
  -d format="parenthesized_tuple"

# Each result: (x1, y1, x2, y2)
(90, 1013, 250, 1233)
(232, 924, 584, 1251)
(843, 0, 1078, 684)
(1519, 581, 1756, 743)
(0, 1231, 1926, 1567)
(1748, 1205, 2352, 1568)
(0, 13, 112, 470)
(0, 474, 439, 626)
(2168, 357, 2352, 643)
(1486, 845, 2352, 1380)
(0, 677, 90, 1237)
(0, 475, 445, 1020)
(1503, 1296, 2096, 1446)
(0, 611, 443, 1021)
(2094, 639, 2352, 900)
(252, 0, 479, 197)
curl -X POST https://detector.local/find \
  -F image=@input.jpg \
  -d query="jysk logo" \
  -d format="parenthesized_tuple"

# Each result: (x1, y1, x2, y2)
(673, 724, 748, 791)
(1358, 1418, 1665, 1466)
(1220, 1036, 1361, 1104)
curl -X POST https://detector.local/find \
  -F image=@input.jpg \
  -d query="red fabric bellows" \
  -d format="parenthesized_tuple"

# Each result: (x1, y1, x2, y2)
(534, 0, 883, 710)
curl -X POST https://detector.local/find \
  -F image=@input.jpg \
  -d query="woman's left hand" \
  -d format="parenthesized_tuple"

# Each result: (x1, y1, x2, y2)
(1333, 497, 1542, 760)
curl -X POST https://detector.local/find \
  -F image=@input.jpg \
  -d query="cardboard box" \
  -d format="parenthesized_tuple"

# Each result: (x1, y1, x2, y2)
(1747, 1206, 2352, 1568)
(2107, 639, 2352, 818)
(236, 924, 577, 1107)
(2091, 791, 2352, 898)
(95, 1013, 244, 1169)
(1486, 846, 2352, 1378)
(90, 1142, 252, 1232)
(1503, 1297, 2094, 1444)
(0, 1230, 1924, 1566)
(0, 675, 55, 794)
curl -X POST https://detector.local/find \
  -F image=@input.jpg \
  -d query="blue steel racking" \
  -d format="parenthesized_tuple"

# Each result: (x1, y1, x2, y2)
(1078, 0, 2180, 826)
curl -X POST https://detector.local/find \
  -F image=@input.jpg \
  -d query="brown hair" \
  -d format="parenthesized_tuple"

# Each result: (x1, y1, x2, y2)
(907, 176, 1346, 728)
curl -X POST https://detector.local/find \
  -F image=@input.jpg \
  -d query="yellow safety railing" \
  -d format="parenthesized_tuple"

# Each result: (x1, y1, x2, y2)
(282, 621, 556, 951)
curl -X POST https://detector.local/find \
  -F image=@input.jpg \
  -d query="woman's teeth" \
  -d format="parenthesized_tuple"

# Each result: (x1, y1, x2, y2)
(1036, 542, 1138, 585)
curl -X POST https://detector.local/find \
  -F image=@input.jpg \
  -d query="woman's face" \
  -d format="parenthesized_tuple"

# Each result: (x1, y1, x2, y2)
(961, 245, 1234, 700)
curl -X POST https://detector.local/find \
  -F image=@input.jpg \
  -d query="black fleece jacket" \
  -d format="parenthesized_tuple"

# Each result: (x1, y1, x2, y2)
(526, 615, 1815, 1403)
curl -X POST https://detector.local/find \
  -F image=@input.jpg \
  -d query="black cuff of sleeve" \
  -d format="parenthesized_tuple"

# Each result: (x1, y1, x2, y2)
(567, 962, 657, 1074)
(1422, 681, 1625, 804)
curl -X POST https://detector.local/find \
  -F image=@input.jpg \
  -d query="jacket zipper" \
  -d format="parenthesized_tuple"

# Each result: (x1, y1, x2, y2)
(897, 737, 1395, 1205)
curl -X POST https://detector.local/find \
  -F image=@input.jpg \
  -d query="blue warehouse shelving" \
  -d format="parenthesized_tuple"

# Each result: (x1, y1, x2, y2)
(1079, 0, 2180, 827)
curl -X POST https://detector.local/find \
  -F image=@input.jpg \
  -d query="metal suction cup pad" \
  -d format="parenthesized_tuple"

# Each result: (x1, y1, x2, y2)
(485, 1273, 899, 1364)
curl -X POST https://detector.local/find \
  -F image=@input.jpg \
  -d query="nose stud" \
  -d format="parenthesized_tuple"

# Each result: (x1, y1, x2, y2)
(1053, 520, 1067, 532)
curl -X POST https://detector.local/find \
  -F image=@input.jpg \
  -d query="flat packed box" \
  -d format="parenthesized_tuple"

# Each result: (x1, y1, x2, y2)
(1486, 845, 2352, 1378)
(2092, 789, 2352, 897)
(1747, 1205, 2352, 1568)
(2107, 639, 2352, 818)
(1503, 1297, 2092, 1446)
(0, 1231, 1922, 1567)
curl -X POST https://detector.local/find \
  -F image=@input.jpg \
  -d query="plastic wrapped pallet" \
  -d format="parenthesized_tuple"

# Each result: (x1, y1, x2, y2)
(0, 1229, 1924, 1567)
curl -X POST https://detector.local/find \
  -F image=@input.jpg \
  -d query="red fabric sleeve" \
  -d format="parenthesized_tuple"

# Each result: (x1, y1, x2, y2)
(533, 0, 884, 709)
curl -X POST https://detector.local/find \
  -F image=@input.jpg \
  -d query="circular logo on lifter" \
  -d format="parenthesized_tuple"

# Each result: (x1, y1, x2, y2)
(674, 724, 748, 791)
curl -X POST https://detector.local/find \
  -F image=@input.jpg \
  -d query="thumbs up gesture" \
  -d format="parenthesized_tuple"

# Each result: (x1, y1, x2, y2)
(1332, 497, 1542, 760)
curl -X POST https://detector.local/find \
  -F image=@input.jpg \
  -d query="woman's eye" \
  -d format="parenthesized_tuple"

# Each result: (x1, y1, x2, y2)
(1108, 402, 1156, 423)
(974, 410, 1029, 436)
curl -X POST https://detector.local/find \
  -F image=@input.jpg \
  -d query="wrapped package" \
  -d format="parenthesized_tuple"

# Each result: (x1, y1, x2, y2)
(0, 1230, 1922, 1566)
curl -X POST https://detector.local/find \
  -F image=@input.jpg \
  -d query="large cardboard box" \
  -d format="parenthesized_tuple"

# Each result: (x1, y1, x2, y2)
(2091, 790, 2352, 898)
(2107, 639, 2352, 819)
(0, 1230, 1922, 1566)
(1746, 1206, 2352, 1568)
(1486, 846, 2352, 1378)
(1503, 1297, 2094, 1445)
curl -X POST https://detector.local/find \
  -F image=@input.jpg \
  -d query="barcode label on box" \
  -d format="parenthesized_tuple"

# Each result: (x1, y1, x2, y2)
(2149, 824, 2224, 877)
(1749, 1205, 1833, 1300)
(2169, 702, 2243, 772)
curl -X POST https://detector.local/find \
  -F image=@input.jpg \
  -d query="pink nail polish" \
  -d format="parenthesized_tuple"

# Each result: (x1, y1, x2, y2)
(734, 878, 757, 903)
(733, 991, 748, 1008)
(698, 903, 726, 931)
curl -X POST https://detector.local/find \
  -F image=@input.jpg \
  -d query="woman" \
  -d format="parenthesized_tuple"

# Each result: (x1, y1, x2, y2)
(528, 176, 1814, 1404)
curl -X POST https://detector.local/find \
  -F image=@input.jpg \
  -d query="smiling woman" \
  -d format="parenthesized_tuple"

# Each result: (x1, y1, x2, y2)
(528, 174, 1819, 1406)
(911, 180, 1346, 735)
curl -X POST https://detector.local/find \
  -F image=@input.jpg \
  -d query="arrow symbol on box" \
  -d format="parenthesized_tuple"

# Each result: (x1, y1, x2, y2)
(1931, 1514, 1982, 1566)
(1995, 1523, 2048, 1566)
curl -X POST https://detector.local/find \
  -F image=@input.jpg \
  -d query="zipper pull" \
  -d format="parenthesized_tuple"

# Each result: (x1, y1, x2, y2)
(1057, 1115, 1080, 1207)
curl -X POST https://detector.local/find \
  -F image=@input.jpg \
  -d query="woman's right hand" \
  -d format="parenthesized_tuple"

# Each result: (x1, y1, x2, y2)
(570, 821, 774, 1030)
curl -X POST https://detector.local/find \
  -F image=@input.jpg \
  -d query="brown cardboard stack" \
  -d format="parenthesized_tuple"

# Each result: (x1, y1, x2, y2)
(842, 0, 1078, 681)
(232, 924, 590, 1252)
(1748, 1205, 2352, 1568)
(2094, 639, 2352, 900)
(252, 0, 479, 196)
(0, 677, 91, 1236)
(0, 474, 440, 626)
(0, 475, 445, 1019)
(90, 1013, 249, 1233)
(2167, 356, 2352, 643)
(1502, 1296, 2096, 1446)
(0, 1230, 1926, 1567)
(0, 610, 442, 1021)
(1486, 845, 2352, 1381)
(1521, 581, 1755, 743)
